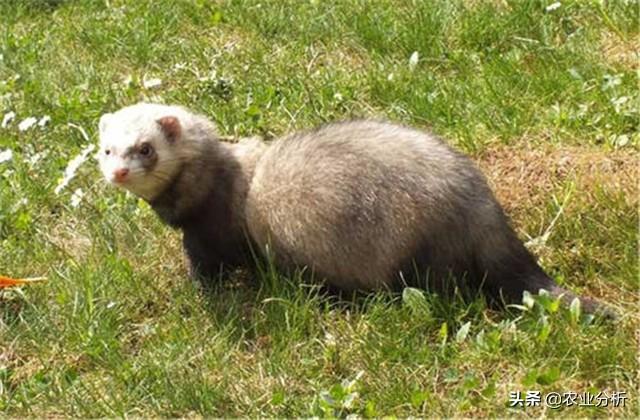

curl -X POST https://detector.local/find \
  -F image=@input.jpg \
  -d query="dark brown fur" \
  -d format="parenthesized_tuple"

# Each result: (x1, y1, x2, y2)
(149, 141, 251, 278)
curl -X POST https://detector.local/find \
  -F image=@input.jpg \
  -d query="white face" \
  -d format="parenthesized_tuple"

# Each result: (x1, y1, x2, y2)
(98, 107, 182, 201)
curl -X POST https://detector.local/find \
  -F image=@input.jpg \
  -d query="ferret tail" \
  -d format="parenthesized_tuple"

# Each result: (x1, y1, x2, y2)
(476, 233, 617, 319)
(517, 272, 617, 320)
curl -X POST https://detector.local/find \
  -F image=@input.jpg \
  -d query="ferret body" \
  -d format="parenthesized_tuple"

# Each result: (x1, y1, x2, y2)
(98, 103, 610, 314)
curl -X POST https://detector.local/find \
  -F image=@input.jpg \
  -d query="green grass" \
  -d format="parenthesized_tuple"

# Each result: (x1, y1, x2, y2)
(0, 0, 638, 416)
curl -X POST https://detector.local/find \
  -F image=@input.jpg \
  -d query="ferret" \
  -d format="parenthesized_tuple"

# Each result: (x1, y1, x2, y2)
(98, 103, 613, 316)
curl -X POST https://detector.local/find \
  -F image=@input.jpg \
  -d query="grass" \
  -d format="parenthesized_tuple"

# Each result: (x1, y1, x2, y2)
(0, 0, 638, 416)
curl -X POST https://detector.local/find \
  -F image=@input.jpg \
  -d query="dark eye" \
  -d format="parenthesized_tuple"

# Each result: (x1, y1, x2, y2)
(104, 149, 111, 155)
(139, 144, 153, 157)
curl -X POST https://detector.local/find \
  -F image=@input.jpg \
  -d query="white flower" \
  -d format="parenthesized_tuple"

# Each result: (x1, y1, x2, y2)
(197, 70, 218, 82)
(545, 2, 561, 11)
(27, 151, 46, 166)
(0, 148, 12, 164)
(1, 111, 15, 128)
(54, 143, 96, 194)
(387, 73, 394, 81)
(409, 51, 419, 69)
(7, 197, 28, 214)
(612, 134, 630, 147)
(143, 77, 162, 89)
(70, 188, 84, 207)
(324, 332, 336, 346)
(18, 116, 38, 131)
(38, 115, 51, 127)
(611, 96, 629, 113)
(602, 74, 622, 90)
(122, 74, 133, 87)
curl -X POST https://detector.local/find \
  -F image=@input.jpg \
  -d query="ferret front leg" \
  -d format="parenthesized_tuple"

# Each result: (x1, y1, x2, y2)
(182, 232, 227, 282)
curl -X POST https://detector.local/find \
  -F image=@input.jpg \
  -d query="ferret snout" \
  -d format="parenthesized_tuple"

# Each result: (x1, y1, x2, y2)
(112, 168, 130, 183)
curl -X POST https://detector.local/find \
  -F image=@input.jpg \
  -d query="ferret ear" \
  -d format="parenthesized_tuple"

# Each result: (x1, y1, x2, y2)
(99, 113, 112, 134)
(156, 116, 181, 143)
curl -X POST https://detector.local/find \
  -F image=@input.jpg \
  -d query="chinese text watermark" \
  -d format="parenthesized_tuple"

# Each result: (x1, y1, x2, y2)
(508, 390, 627, 409)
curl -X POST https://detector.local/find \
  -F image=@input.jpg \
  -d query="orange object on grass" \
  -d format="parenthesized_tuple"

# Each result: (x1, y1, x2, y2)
(0, 275, 47, 288)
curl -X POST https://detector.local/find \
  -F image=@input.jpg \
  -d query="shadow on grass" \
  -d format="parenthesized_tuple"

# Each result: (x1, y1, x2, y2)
(191, 254, 497, 350)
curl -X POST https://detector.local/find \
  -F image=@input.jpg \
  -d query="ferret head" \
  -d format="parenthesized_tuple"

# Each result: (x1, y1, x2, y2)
(98, 103, 186, 201)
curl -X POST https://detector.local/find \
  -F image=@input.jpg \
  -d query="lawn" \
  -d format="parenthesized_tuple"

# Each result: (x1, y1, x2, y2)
(0, 0, 638, 417)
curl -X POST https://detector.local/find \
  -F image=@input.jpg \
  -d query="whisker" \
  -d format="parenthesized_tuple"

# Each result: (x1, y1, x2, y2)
(149, 171, 175, 179)
(149, 173, 174, 183)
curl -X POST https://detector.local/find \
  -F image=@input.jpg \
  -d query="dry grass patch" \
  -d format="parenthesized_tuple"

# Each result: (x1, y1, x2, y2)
(464, 0, 510, 10)
(600, 31, 639, 70)
(43, 216, 93, 262)
(477, 143, 637, 217)
(305, 41, 372, 74)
